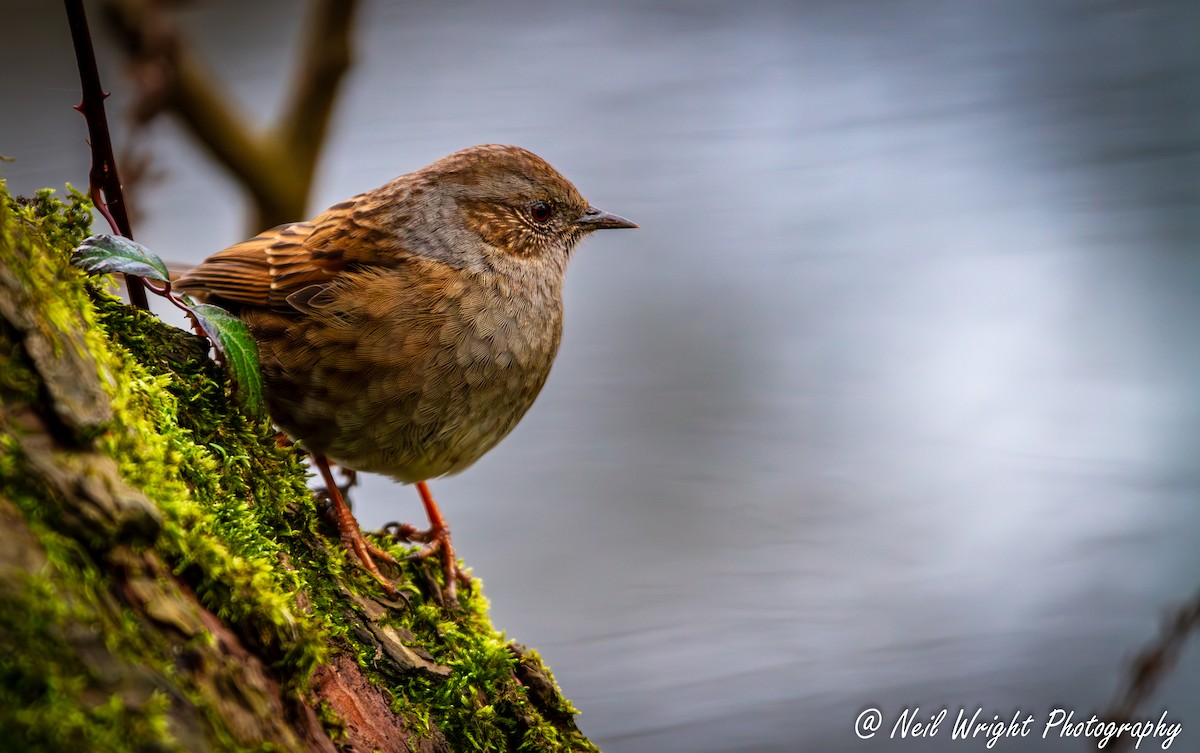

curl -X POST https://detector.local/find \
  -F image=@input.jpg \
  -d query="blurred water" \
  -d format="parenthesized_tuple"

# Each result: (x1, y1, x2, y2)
(3, 1, 1199, 751)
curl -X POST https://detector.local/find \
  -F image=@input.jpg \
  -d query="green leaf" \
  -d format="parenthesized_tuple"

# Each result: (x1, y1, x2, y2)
(72, 234, 171, 282)
(188, 303, 265, 417)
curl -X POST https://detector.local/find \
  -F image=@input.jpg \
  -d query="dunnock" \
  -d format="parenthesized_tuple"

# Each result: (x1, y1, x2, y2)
(176, 145, 635, 603)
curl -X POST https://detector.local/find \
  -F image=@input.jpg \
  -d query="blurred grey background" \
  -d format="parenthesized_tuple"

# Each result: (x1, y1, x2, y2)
(3, 1, 1199, 751)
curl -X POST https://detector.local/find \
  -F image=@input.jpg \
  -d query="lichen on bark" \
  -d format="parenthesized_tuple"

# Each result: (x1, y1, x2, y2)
(0, 182, 598, 752)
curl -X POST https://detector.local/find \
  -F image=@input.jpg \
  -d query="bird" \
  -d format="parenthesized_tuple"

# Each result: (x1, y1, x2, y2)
(174, 144, 636, 604)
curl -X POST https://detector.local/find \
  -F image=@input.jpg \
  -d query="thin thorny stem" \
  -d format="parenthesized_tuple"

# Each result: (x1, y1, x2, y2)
(64, 0, 150, 310)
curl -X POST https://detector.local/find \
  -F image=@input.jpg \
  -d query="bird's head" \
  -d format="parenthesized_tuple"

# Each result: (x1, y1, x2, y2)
(426, 145, 636, 268)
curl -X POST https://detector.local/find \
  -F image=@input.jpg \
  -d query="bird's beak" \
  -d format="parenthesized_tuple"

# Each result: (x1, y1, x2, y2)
(576, 206, 638, 230)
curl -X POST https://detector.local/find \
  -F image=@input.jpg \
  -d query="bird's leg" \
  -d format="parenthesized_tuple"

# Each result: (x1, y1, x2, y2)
(333, 465, 359, 501)
(384, 481, 470, 605)
(312, 453, 400, 598)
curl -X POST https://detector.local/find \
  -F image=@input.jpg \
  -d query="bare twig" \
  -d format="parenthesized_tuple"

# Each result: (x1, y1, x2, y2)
(103, 0, 359, 232)
(64, 0, 150, 310)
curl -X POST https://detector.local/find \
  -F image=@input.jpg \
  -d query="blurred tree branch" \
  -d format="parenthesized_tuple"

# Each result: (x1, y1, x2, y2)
(1102, 588, 1199, 752)
(102, 0, 359, 232)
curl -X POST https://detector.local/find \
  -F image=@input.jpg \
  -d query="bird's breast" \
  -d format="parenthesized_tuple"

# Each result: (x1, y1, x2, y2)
(253, 266, 564, 482)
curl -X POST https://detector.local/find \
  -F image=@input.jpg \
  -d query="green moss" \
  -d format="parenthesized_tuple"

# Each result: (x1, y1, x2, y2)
(0, 569, 179, 753)
(90, 291, 337, 677)
(0, 181, 598, 752)
(11, 185, 93, 250)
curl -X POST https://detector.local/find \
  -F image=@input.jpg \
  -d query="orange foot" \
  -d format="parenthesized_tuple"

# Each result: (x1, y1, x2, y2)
(313, 454, 399, 598)
(383, 481, 471, 607)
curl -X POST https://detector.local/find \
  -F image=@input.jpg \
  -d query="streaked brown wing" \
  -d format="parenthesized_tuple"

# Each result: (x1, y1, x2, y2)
(175, 201, 398, 311)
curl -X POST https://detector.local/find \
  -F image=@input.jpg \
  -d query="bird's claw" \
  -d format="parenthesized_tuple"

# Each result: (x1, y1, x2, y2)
(382, 520, 471, 606)
(334, 517, 400, 598)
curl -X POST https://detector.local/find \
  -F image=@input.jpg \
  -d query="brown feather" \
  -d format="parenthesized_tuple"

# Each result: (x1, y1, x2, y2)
(173, 144, 627, 482)
(167, 144, 634, 601)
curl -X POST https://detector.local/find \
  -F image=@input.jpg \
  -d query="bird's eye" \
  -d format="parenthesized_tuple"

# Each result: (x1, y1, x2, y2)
(529, 201, 553, 224)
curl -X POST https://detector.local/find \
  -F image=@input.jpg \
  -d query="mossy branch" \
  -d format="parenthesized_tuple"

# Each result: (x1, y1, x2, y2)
(0, 185, 597, 752)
